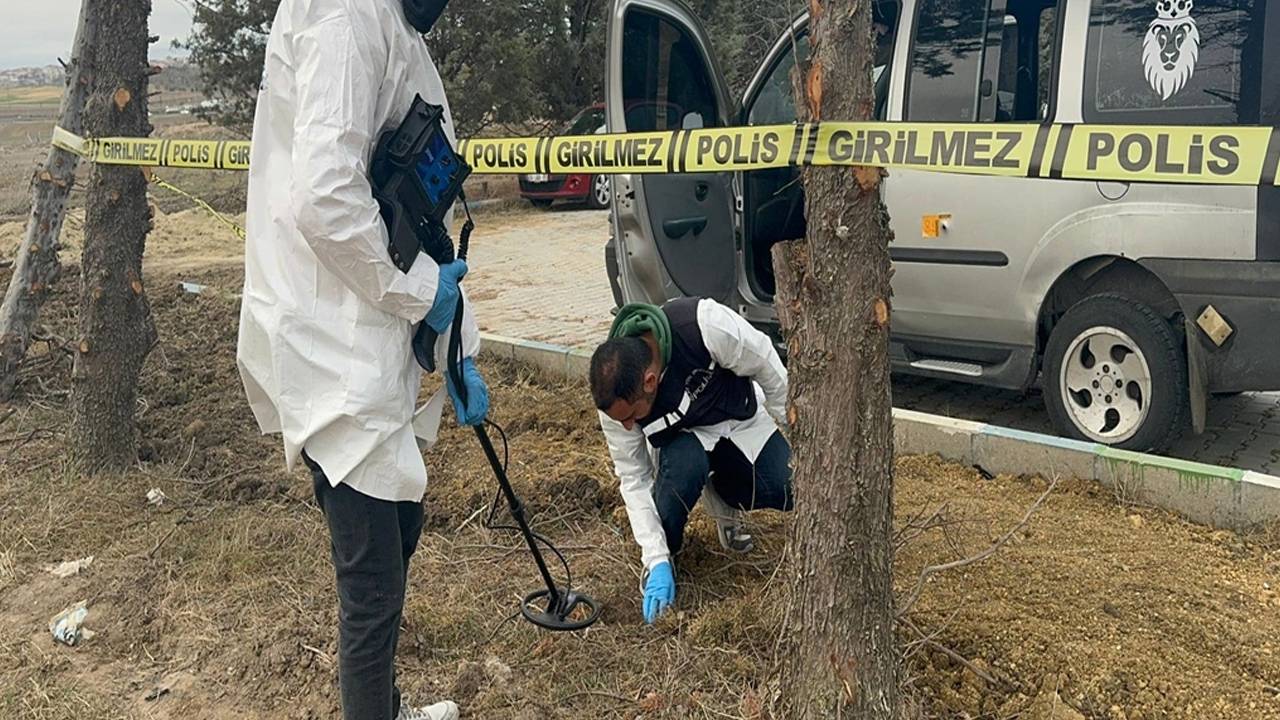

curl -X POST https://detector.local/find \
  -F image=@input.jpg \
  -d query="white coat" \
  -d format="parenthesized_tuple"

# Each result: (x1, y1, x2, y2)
(236, 0, 479, 503)
(597, 299, 789, 570)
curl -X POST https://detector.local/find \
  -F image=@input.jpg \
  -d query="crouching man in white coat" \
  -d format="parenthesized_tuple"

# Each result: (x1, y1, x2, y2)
(590, 298, 794, 625)
(235, 0, 486, 718)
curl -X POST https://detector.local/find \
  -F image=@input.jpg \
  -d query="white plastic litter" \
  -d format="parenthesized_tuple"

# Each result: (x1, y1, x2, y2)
(179, 281, 207, 295)
(45, 556, 94, 579)
(146, 488, 167, 506)
(49, 600, 94, 646)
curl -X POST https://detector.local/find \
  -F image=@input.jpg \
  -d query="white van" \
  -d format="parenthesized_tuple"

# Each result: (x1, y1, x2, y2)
(603, 0, 1279, 452)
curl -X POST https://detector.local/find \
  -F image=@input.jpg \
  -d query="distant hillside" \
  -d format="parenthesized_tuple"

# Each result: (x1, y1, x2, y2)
(0, 66, 60, 88)
(0, 56, 198, 92)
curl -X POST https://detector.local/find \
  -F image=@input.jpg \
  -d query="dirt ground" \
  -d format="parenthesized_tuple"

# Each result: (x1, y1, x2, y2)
(0, 218, 1278, 719)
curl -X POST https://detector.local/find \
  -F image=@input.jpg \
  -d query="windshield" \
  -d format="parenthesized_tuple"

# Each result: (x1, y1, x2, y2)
(566, 107, 606, 135)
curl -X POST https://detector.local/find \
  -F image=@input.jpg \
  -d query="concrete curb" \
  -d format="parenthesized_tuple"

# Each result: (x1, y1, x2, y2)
(480, 333, 1280, 532)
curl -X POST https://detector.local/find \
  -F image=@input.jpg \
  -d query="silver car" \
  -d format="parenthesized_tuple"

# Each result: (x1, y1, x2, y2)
(603, 0, 1280, 452)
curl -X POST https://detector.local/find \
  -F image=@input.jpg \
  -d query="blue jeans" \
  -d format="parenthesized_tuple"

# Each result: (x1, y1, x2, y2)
(653, 430, 793, 555)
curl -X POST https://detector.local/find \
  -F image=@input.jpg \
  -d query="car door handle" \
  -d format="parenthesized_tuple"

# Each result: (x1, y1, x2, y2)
(663, 216, 708, 239)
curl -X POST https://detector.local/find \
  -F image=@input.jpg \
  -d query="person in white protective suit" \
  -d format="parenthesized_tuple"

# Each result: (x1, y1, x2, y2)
(235, 0, 485, 718)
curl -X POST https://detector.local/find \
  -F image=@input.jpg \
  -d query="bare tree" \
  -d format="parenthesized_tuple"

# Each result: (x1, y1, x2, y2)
(773, 0, 899, 715)
(0, 1, 98, 401)
(69, 0, 157, 472)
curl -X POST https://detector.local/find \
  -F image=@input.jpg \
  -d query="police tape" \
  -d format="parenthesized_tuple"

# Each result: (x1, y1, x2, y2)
(53, 126, 252, 171)
(460, 122, 1280, 186)
(145, 170, 246, 241)
(55, 122, 1280, 186)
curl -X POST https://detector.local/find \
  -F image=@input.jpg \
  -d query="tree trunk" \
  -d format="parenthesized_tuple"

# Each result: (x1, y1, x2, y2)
(0, 1, 99, 401)
(775, 0, 899, 716)
(69, 0, 157, 473)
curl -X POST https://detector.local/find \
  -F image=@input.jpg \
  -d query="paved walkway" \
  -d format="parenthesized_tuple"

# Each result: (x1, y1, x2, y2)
(466, 206, 615, 349)
(465, 205, 1280, 474)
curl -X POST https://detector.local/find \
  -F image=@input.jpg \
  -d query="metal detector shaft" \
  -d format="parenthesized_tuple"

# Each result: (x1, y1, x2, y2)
(470, 423, 564, 610)
(437, 236, 598, 630)
(444, 288, 563, 612)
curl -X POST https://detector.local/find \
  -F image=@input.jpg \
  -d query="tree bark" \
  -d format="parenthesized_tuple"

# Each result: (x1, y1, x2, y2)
(775, 0, 899, 716)
(0, 0, 99, 401)
(69, 0, 157, 473)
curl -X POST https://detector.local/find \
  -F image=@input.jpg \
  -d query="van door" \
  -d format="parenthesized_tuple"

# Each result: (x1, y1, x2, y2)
(885, 0, 1085, 388)
(736, 0, 902, 309)
(606, 0, 737, 305)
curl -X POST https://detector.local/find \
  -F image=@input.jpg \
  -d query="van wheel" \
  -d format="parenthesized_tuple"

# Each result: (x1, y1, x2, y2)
(1043, 293, 1187, 453)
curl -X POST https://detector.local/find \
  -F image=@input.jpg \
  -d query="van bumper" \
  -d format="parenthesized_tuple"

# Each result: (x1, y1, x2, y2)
(1140, 259, 1280, 392)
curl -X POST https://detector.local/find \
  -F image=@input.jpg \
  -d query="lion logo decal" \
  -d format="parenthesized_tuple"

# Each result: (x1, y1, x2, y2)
(1143, 0, 1200, 100)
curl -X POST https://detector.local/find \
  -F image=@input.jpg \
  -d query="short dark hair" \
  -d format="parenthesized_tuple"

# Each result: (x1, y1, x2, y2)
(589, 336, 652, 411)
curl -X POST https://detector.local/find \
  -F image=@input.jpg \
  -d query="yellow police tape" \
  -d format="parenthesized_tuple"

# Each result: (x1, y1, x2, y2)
(53, 126, 252, 171)
(54, 122, 1280, 186)
(460, 123, 1280, 186)
(145, 170, 246, 241)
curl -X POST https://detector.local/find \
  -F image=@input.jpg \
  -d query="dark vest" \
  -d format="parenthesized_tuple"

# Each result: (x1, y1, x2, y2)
(637, 298, 758, 448)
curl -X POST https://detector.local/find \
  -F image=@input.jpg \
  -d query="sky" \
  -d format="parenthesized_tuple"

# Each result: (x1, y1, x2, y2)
(0, 0, 195, 70)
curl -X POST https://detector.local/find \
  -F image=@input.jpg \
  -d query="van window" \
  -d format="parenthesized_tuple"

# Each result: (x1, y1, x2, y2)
(745, 2, 900, 125)
(1038, 6, 1058, 118)
(621, 10, 719, 132)
(1083, 0, 1262, 124)
(909, 0, 1061, 122)
(908, 0, 993, 121)
(566, 108, 605, 135)
(747, 36, 811, 125)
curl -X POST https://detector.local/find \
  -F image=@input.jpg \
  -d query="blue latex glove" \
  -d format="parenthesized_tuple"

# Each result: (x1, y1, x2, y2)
(445, 357, 489, 426)
(424, 260, 468, 334)
(642, 561, 676, 624)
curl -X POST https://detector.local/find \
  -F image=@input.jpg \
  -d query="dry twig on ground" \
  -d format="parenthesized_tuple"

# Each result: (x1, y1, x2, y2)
(898, 474, 1060, 618)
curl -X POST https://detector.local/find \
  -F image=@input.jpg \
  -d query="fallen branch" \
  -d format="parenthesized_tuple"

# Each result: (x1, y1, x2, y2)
(901, 616, 1011, 691)
(894, 503, 954, 552)
(1, 427, 57, 448)
(301, 643, 334, 668)
(897, 475, 1060, 618)
(147, 525, 180, 558)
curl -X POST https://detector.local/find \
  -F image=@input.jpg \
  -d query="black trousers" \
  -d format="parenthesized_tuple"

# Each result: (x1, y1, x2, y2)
(305, 452, 424, 720)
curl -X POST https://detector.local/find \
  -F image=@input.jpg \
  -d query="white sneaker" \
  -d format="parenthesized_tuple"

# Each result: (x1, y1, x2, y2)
(397, 700, 459, 720)
(700, 483, 754, 553)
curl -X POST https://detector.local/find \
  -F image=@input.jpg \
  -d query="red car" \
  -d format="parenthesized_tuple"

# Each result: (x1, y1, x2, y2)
(519, 105, 611, 210)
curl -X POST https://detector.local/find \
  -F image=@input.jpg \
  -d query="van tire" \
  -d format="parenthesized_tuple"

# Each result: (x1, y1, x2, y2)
(1043, 293, 1187, 453)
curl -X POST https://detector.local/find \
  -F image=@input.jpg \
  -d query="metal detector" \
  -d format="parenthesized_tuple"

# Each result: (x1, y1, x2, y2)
(372, 95, 600, 632)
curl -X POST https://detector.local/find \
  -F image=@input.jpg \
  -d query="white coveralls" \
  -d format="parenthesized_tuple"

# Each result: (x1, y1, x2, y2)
(236, 0, 479, 503)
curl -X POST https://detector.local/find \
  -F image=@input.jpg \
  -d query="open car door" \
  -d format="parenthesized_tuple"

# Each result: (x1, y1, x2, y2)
(606, 0, 737, 305)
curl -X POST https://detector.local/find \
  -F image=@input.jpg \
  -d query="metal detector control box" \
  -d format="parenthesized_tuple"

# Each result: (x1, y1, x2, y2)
(370, 95, 471, 273)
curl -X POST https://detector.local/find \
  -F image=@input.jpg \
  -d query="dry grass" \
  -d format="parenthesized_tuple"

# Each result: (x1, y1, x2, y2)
(0, 86, 62, 106)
